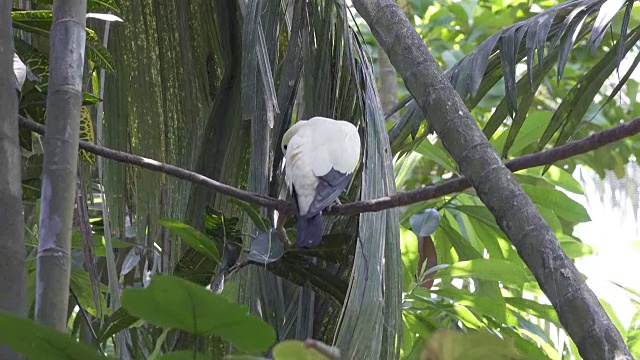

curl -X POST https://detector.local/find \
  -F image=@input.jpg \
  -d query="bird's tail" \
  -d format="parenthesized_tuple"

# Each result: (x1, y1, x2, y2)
(296, 214, 323, 249)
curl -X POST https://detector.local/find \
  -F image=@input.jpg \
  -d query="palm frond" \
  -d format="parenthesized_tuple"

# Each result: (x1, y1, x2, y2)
(389, 0, 637, 155)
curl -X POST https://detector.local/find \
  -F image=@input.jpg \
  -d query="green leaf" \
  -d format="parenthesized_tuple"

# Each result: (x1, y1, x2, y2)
(558, 235, 595, 259)
(439, 218, 482, 260)
(121, 275, 276, 353)
(70, 269, 107, 318)
(433, 259, 534, 286)
(490, 109, 547, 154)
(504, 297, 560, 325)
(87, 41, 115, 73)
(400, 227, 419, 290)
(527, 165, 584, 195)
(157, 218, 220, 264)
(535, 206, 562, 236)
(97, 307, 140, 343)
(83, 92, 102, 105)
(452, 205, 499, 229)
(273, 340, 335, 359)
(520, 184, 590, 223)
(414, 140, 457, 173)
(231, 199, 269, 232)
(431, 287, 512, 326)
(156, 351, 211, 360)
(0, 311, 110, 360)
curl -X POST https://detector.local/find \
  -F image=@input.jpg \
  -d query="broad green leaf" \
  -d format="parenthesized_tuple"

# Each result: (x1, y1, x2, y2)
(491, 110, 552, 154)
(70, 269, 107, 318)
(447, 304, 484, 329)
(273, 340, 335, 359)
(535, 206, 562, 236)
(434, 259, 534, 286)
(464, 220, 506, 260)
(157, 218, 220, 264)
(121, 275, 276, 352)
(558, 235, 595, 259)
(517, 166, 584, 195)
(520, 184, 590, 223)
(0, 312, 110, 360)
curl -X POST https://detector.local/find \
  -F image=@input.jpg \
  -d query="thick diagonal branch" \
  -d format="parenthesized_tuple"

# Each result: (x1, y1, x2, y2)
(351, 0, 633, 359)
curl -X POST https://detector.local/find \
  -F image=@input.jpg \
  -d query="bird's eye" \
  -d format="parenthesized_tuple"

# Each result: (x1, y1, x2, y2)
(283, 144, 288, 150)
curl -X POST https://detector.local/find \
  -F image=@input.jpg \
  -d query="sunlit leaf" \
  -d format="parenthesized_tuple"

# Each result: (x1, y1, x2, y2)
(558, 235, 595, 259)
(273, 340, 336, 360)
(520, 184, 590, 223)
(434, 259, 534, 286)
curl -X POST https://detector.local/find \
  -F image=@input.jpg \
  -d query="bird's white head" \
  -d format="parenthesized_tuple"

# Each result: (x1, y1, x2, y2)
(281, 120, 307, 154)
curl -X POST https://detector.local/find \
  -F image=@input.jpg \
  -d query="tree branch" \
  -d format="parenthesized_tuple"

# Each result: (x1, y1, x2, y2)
(19, 115, 640, 218)
(19, 116, 291, 214)
(329, 116, 640, 216)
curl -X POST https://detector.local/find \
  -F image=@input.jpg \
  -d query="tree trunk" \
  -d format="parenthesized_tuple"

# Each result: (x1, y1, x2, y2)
(34, 0, 87, 331)
(352, 0, 633, 359)
(0, 2, 27, 359)
(376, 44, 397, 121)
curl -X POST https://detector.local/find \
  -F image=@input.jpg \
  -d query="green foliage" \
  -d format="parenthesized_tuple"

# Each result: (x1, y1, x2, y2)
(419, 329, 525, 360)
(272, 340, 337, 359)
(121, 275, 276, 353)
(157, 218, 221, 264)
(0, 312, 110, 360)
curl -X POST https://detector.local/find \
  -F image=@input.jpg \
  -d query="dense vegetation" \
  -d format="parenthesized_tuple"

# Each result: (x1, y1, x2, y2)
(1, 0, 639, 359)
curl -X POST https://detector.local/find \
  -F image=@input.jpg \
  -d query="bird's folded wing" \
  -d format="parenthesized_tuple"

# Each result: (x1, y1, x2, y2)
(303, 168, 352, 218)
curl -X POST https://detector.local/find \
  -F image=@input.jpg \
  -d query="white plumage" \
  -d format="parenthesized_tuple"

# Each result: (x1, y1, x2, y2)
(282, 117, 361, 248)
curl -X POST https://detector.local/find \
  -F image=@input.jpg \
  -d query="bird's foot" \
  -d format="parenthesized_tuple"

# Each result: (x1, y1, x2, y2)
(325, 198, 342, 212)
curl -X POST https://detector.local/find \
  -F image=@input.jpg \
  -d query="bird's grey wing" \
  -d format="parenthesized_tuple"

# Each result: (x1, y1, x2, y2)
(303, 168, 352, 218)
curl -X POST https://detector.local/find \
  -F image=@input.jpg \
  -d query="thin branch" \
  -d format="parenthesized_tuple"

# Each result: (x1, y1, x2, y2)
(327, 116, 640, 215)
(19, 116, 291, 214)
(19, 115, 640, 217)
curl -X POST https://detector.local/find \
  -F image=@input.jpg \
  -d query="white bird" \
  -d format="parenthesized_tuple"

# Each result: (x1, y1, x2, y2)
(282, 116, 361, 248)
